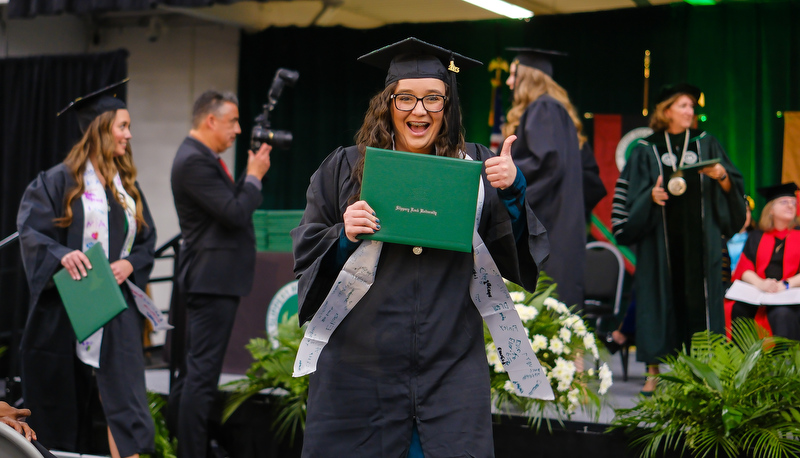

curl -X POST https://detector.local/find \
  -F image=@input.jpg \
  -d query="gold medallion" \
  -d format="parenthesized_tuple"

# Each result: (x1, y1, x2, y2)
(412, 246, 423, 255)
(667, 172, 687, 196)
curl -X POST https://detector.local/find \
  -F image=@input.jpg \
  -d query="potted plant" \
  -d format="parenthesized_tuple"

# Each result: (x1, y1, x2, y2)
(488, 274, 613, 423)
(611, 319, 800, 458)
(223, 274, 614, 443)
(222, 314, 308, 444)
(143, 391, 177, 458)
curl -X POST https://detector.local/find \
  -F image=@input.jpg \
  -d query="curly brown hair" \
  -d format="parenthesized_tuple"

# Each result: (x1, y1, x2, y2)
(502, 64, 587, 148)
(54, 109, 147, 231)
(349, 81, 465, 200)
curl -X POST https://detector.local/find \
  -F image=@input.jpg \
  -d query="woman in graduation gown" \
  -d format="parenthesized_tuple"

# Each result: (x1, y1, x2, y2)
(611, 83, 746, 393)
(291, 38, 548, 457)
(502, 48, 598, 310)
(728, 183, 800, 340)
(16, 81, 156, 458)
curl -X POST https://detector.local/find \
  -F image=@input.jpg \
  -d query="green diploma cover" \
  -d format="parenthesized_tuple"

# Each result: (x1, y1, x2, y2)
(53, 242, 128, 342)
(679, 157, 721, 172)
(359, 147, 483, 252)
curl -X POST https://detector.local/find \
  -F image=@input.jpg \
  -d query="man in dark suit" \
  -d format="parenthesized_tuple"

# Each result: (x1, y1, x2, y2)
(168, 90, 271, 458)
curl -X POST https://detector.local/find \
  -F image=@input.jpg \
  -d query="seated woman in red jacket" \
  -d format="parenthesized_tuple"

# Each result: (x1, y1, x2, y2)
(729, 182, 800, 340)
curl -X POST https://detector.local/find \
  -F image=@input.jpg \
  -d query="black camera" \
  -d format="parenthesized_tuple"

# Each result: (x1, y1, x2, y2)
(251, 68, 299, 150)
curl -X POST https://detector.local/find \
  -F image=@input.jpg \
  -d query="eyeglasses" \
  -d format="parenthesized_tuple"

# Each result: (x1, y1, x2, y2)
(775, 198, 797, 207)
(391, 93, 447, 113)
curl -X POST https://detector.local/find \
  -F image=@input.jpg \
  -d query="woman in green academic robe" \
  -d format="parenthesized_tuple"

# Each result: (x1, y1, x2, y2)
(611, 83, 746, 394)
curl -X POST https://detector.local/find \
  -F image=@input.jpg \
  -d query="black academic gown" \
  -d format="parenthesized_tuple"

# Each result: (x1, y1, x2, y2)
(16, 163, 157, 456)
(581, 142, 607, 221)
(613, 130, 746, 363)
(291, 144, 548, 458)
(511, 94, 586, 309)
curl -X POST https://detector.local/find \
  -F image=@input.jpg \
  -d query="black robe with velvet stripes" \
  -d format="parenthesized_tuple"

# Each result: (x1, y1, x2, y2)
(16, 163, 156, 456)
(291, 143, 548, 457)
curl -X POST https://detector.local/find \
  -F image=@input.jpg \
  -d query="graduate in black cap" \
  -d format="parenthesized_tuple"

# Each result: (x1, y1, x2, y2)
(16, 79, 156, 457)
(502, 47, 597, 311)
(291, 38, 548, 457)
(611, 83, 746, 393)
(728, 182, 800, 340)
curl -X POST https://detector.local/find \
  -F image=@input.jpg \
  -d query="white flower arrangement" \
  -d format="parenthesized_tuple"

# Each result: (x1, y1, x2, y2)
(485, 274, 613, 420)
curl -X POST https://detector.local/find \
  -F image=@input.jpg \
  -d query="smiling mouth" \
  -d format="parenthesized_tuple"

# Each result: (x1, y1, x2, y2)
(407, 121, 429, 133)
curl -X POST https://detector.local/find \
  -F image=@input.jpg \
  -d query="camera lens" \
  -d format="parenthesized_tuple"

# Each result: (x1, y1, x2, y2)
(270, 130, 292, 149)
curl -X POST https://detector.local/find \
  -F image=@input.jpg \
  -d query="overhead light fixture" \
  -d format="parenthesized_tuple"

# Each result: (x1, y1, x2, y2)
(684, 0, 717, 5)
(461, 0, 534, 19)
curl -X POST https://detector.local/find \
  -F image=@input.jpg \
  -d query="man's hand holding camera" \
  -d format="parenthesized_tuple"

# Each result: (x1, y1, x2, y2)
(247, 143, 272, 180)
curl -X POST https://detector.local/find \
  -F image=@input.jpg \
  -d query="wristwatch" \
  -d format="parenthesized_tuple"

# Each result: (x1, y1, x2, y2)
(784, 280, 790, 290)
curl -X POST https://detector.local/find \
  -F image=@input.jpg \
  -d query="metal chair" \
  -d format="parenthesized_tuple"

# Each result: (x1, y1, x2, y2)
(0, 423, 43, 458)
(582, 241, 630, 380)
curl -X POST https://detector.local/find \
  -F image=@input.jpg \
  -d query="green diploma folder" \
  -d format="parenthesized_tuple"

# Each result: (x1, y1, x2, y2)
(53, 242, 128, 342)
(359, 147, 483, 252)
(679, 157, 721, 172)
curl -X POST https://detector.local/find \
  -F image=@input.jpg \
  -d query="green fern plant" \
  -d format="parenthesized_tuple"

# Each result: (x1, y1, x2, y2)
(222, 314, 308, 444)
(611, 319, 800, 458)
(142, 391, 177, 458)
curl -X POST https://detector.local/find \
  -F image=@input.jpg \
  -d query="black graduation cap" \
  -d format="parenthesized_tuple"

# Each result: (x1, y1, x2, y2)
(57, 78, 129, 133)
(757, 182, 799, 202)
(358, 37, 482, 148)
(656, 82, 705, 107)
(358, 37, 482, 86)
(506, 47, 568, 78)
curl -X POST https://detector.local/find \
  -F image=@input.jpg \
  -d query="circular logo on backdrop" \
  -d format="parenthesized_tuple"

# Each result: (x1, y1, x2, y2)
(266, 280, 299, 348)
(616, 127, 654, 172)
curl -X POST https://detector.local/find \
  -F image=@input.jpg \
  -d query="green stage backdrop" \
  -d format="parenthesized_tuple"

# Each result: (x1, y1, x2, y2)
(236, 1, 800, 211)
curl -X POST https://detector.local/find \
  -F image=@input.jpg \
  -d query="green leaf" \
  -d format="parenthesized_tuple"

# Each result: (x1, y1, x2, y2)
(733, 340, 763, 390)
(657, 374, 687, 385)
(681, 354, 723, 392)
(721, 405, 743, 436)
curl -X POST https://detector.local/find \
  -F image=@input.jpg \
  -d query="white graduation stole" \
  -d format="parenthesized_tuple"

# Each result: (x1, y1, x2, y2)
(77, 161, 171, 369)
(293, 154, 553, 400)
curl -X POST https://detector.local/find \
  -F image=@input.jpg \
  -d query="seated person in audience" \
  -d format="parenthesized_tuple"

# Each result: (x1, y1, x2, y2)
(0, 401, 58, 458)
(0, 401, 35, 441)
(729, 183, 800, 340)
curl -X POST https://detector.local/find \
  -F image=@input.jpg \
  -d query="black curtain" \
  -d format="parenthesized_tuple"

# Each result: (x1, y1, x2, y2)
(0, 49, 128, 385)
(237, 1, 800, 211)
(7, 0, 261, 19)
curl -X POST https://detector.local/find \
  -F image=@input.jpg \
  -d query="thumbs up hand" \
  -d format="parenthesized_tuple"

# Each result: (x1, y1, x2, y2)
(485, 135, 518, 190)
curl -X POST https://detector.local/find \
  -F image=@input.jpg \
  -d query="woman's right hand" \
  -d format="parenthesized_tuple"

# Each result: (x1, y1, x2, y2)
(757, 277, 783, 293)
(343, 200, 379, 242)
(61, 250, 92, 280)
(652, 175, 669, 206)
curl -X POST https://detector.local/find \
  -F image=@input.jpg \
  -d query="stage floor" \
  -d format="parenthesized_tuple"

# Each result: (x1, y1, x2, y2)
(145, 345, 648, 425)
